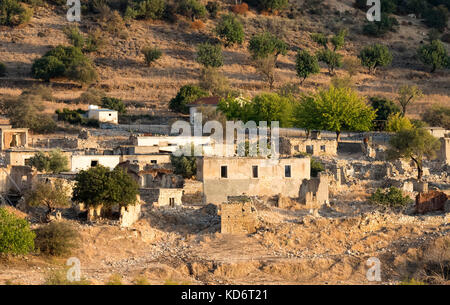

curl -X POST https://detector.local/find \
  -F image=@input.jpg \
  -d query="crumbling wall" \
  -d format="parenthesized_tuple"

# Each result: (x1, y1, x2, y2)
(415, 190, 447, 214)
(221, 200, 257, 234)
(280, 137, 337, 156)
(298, 174, 329, 208)
(119, 203, 142, 227)
(156, 188, 183, 207)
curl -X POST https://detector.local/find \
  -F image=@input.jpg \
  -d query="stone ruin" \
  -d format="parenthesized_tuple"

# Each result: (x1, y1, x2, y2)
(415, 190, 448, 214)
(298, 173, 329, 208)
(220, 197, 258, 234)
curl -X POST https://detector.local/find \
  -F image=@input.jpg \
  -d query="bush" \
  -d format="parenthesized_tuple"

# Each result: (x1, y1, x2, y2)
(232, 3, 249, 15)
(56, 108, 100, 127)
(0, 62, 6, 77)
(417, 40, 449, 72)
(101, 96, 126, 114)
(259, 0, 289, 12)
(369, 187, 412, 208)
(248, 32, 288, 60)
(206, 1, 219, 18)
(363, 13, 398, 37)
(0, 208, 35, 255)
(169, 85, 208, 114)
(215, 14, 245, 46)
(83, 28, 106, 53)
(31, 45, 97, 85)
(0, 0, 33, 26)
(196, 43, 223, 68)
(170, 154, 197, 179)
(64, 26, 84, 49)
(422, 105, 450, 129)
(386, 113, 414, 132)
(358, 44, 393, 74)
(423, 5, 449, 31)
(177, 0, 206, 21)
(141, 46, 162, 66)
(311, 158, 324, 177)
(130, 0, 166, 20)
(34, 222, 79, 256)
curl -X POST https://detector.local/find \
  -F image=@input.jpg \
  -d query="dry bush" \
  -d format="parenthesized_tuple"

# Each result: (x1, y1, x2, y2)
(231, 3, 249, 15)
(191, 20, 205, 30)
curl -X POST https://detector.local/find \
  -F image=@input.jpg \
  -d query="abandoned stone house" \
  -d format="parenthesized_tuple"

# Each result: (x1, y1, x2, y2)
(0, 126, 28, 150)
(220, 197, 258, 234)
(280, 136, 337, 156)
(197, 156, 311, 204)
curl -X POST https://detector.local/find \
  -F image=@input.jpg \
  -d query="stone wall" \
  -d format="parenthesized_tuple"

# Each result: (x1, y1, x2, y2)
(156, 188, 183, 207)
(280, 137, 337, 156)
(220, 200, 258, 234)
(415, 190, 447, 214)
(119, 203, 142, 227)
(199, 157, 310, 204)
(298, 174, 329, 208)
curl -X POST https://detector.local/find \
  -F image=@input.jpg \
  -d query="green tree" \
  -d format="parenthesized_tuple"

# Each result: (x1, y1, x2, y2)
(73, 166, 139, 209)
(177, 0, 206, 21)
(217, 95, 254, 122)
(295, 50, 320, 83)
(250, 93, 294, 127)
(316, 49, 342, 75)
(31, 56, 65, 82)
(0, 207, 35, 255)
(370, 96, 401, 130)
(397, 85, 423, 117)
(385, 113, 414, 132)
(196, 43, 223, 68)
(29, 150, 69, 174)
(294, 86, 376, 141)
(25, 180, 71, 221)
(169, 85, 208, 114)
(255, 55, 277, 90)
(215, 14, 244, 46)
(417, 40, 449, 72)
(387, 128, 441, 180)
(358, 44, 393, 74)
(101, 97, 127, 114)
(248, 32, 288, 62)
(330, 29, 347, 51)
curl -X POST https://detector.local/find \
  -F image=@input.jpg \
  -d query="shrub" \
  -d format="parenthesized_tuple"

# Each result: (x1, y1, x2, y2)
(259, 0, 289, 12)
(295, 50, 320, 83)
(101, 96, 127, 114)
(78, 88, 106, 104)
(43, 269, 90, 285)
(131, 0, 166, 20)
(417, 40, 449, 72)
(423, 5, 449, 31)
(386, 113, 414, 132)
(56, 108, 99, 127)
(63, 26, 84, 49)
(83, 28, 106, 53)
(0, 208, 35, 255)
(1, 93, 57, 133)
(363, 13, 398, 37)
(232, 3, 249, 15)
(369, 187, 412, 207)
(34, 222, 79, 256)
(206, 1, 219, 18)
(141, 46, 162, 66)
(196, 43, 223, 68)
(0, 0, 33, 26)
(199, 67, 230, 96)
(169, 85, 208, 114)
(0, 62, 6, 77)
(358, 44, 393, 74)
(215, 14, 245, 46)
(422, 105, 450, 129)
(311, 158, 324, 177)
(190, 19, 205, 29)
(31, 45, 97, 85)
(370, 96, 400, 130)
(170, 154, 197, 179)
(177, 0, 206, 21)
